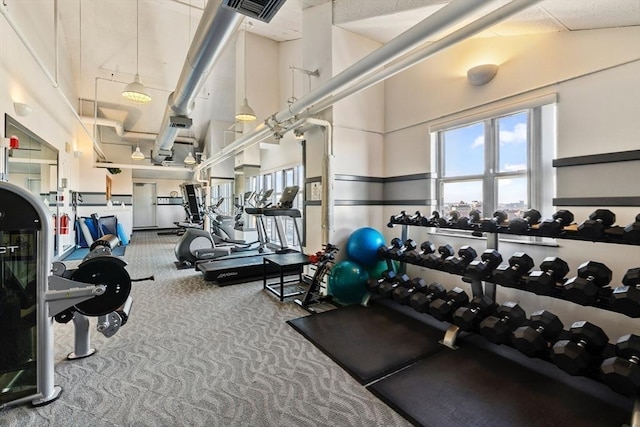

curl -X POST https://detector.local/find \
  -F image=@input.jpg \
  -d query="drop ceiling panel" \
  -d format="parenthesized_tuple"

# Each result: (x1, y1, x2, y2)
(540, 0, 640, 30)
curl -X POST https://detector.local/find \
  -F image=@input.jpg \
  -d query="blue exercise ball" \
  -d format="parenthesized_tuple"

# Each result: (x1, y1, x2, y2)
(328, 260, 369, 305)
(345, 227, 385, 267)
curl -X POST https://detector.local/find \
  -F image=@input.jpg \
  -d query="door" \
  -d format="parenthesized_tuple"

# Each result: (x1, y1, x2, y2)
(133, 182, 156, 228)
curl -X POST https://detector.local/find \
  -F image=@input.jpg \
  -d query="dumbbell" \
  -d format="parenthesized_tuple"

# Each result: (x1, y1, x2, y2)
(551, 321, 609, 376)
(387, 211, 408, 227)
(538, 210, 574, 236)
(418, 211, 446, 227)
(443, 246, 477, 274)
(409, 282, 446, 313)
(601, 334, 640, 396)
(578, 209, 616, 239)
(423, 244, 455, 269)
(455, 209, 481, 229)
(480, 211, 508, 232)
(392, 277, 427, 305)
(525, 257, 570, 296)
(405, 211, 424, 226)
(377, 238, 403, 259)
(404, 241, 436, 265)
(465, 249, 503, 280)
(512, 310, 564, 357)
(443, 211, 460, 226)
(492, 252, 535, 288)
(452, 295, 497, 332)
(377, 273, 411, 298)
(623, 213, 640, 244)
(563, 261, 612, 306)
(366, 270, 397, 293)
(429, 287, 470, 322)
(611, 267, 640, 317)
(391, 239, 418, 261)
(509, 209, 542, 233)
(479, 301, 526, 345)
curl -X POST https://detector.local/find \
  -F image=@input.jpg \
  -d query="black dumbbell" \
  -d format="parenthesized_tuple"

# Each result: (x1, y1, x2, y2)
(492, 252, 535, 288)
(611, 267, 640, 317)
(418, 211, 446, 227)
(404, 241, 436, 264)
(601, 334, 640, 396)
(409, 282, 446, 313)
(509, 209, 542, 233)
(455, 209, 481, 229)
(423, 244, 455, 269)
(578, 209, 617, 239)
(443, 246, 477, 274)
(429, 287, 470, 322)
(387, 211, 408, 227)
(512, 310, 564, 357)
(452, 295, 497, 332)
(526, 257, 570, 296)
(623, 213, 640, 244)
(479, 301, 526, 345)
(405, 211, 424, 226)
(377, 238, 403, 259)
(481, 211, 508, 232)
(392, 239, 418, 261)
(444, 211, 460, 226)
(366, 270, 397, 293)
(563, 261, 612, 306)
(465, 249, 503, 280)
(392, 277, 427, 305)
(538, 210, 574, 236)
(378, 273, 411, 298)
(551, 321, 609, 376)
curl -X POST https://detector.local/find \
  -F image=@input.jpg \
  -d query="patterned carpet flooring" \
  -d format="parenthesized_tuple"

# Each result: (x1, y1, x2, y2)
(1, 231, 410, 427)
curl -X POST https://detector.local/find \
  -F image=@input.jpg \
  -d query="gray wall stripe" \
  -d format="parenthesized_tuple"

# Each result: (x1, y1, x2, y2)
(553, 150, 640, 167)
(553, 197, 640, 206)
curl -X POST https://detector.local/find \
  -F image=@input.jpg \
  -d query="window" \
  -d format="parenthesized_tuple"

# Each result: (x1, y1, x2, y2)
(437, 110, 537, 221)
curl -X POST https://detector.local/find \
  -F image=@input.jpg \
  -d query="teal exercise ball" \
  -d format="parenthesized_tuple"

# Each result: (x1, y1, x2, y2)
(345, 227, 385, 267)
(366, 260, 396, 281)
(328, 260, 369, 305)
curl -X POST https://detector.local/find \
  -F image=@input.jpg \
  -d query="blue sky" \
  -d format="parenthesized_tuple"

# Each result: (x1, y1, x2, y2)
(443, 112, 528, 206)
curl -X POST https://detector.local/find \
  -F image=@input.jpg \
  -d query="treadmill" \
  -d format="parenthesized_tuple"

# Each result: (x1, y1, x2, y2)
(196, 186, 304, 286)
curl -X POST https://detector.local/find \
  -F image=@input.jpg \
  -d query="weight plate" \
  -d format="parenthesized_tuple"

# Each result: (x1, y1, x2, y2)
(71, 258, 132, 316)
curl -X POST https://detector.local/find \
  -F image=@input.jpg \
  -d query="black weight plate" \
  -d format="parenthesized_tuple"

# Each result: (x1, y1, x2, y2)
(71, 258, 132, 316)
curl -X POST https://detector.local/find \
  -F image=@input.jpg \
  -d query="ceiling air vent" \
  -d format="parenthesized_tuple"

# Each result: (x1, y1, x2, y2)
(169, 116, 193, 129)
(222, 0, 287, 23)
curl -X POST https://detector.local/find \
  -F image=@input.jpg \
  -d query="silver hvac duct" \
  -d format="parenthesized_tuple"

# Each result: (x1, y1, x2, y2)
(152, 0, 243, 162)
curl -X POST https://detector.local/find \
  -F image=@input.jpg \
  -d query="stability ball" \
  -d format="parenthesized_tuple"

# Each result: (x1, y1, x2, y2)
(366, 260, 396, 281)
(345, 227, 385, 267)
(328, 260, 369, 305)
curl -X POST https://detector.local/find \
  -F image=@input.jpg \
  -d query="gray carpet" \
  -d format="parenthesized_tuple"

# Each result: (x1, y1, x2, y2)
(1, 231, 410, 426)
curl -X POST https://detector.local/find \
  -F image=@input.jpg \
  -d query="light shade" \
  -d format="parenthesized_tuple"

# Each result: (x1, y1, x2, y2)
(122, 74, 152, 104)
(14, 102, 32, 117)
(467, 64, 499, 86)
(131, 146, 145, 160)
(235, 98, 256, 121)
(184, 151, 196, 165)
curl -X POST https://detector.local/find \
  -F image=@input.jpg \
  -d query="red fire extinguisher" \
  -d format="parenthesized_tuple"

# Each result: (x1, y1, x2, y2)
(59, 213, 70, 235)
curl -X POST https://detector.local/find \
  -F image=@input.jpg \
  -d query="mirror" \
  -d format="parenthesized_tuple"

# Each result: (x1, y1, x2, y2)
(4, 115, 61, 257)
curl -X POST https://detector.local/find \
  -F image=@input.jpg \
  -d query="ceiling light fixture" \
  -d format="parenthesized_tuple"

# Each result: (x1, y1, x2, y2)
(184, 151, 196, 165)
(467, 64, 499, 86)
(122, 0, 152, 104)
(235, 20, 256, 122)
(131, 144, 145, 160)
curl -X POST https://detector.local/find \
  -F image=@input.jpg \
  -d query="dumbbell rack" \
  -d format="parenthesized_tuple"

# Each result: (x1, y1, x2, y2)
(382, 220, 639, 422)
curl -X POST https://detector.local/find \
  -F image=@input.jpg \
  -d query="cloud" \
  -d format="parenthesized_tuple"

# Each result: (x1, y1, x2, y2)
(471, 135, 484, 148)
(499, 122, 527, 144)
(503, 163, 527, 172)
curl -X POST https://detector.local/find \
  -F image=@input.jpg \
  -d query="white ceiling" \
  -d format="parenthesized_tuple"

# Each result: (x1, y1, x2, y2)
(53, 0, 639, 176)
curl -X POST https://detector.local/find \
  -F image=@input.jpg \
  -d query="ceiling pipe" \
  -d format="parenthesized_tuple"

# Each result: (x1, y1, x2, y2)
(80, 117, 198, 146)
(193, 0, 540, 175)
(152, 0, 243, 162)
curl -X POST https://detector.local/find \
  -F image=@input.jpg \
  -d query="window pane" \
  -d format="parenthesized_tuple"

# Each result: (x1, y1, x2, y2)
(443, 122, 485, 177)
(497, 176, 528, 220)
(498, 112, 528, 173)
(285, 169, 294, 186)
(441, 181, 483, 218)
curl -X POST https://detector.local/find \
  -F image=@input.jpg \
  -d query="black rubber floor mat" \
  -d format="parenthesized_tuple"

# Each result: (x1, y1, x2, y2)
(287, 304, 444, 384)
(367, 340, 634, 427)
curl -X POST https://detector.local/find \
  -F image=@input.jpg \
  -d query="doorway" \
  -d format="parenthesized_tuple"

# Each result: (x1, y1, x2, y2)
(133, 182, 156, 228)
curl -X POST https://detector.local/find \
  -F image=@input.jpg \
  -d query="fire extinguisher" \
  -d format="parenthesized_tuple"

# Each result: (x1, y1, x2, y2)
(60, 213, 70, 235)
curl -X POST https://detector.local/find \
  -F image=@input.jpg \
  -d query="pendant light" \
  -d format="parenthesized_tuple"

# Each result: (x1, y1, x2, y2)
(235, 20, 256, 122)
(184, 151, 196, 165)
(131, 142, 145, 160)
(122, 0, 152, 104)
